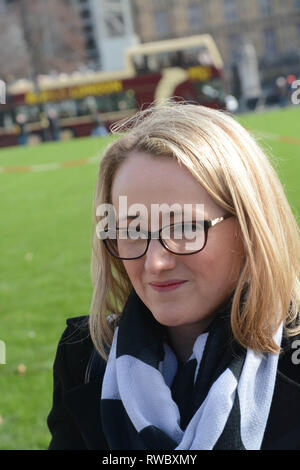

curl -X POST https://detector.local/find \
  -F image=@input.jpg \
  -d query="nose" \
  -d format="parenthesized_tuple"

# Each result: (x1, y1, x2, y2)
(144, 239, 176, 274)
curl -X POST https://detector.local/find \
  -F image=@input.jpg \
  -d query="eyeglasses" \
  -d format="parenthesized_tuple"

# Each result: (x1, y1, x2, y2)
(100, 214, 234, 260)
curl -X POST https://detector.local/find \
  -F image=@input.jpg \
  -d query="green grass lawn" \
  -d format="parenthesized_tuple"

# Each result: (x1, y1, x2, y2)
(238, 106, 300, 218)
(0, 107, 299, 449)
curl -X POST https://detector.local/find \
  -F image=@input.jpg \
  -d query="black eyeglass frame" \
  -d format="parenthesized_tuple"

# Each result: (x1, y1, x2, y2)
(101, 213, 234, 260)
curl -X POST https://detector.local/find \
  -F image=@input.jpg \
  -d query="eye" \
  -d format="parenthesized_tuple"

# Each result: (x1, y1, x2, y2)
(183, 222, 197, 230)
(184, 221, 203, 230)
(117, 227, 148, 240)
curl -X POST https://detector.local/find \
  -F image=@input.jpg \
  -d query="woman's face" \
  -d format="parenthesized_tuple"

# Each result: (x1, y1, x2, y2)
(111, 151, 245, 331)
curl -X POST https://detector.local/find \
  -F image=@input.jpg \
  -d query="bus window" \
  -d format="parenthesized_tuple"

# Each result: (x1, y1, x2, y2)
(169, 51, 184, 67)
(58, 100, 77, 118)
(133, 55, 149, 74)
(109, 94, 121, 112)
(182, 46, 213, 67)
(117, 90, 136, 110)
(15, 105, 40, 123)
(96, 94, 114, 113)
(4, 111, 14, 129)
(133, 55, 144, 73)
(44, 103, 60, 115)
(78, 96, 97, 116)
(194, 78, 226, 104)
(129, 42, 215, 74)
(0, 111, 4, 127)
(96, 90, 136, 113)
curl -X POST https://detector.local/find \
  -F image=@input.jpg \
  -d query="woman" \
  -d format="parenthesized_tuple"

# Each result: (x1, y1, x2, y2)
(47, 102, 300, 450)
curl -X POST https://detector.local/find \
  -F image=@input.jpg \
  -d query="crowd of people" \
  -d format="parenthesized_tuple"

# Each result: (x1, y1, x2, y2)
(15, 108, 108, 145)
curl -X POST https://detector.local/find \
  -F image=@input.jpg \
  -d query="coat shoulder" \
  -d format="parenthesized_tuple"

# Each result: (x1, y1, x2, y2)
(53, 315, 94, 390)
(262, 332, 300, 450)
(48, 315, 109, 449)
(54, 314, 112, 388)
(65, 314, 90, 333)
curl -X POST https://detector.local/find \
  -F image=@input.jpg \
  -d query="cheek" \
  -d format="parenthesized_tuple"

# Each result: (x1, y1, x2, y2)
(183, 233, 244, 283)
(182, 251, 215, 280)
(122, 260, 143, 285)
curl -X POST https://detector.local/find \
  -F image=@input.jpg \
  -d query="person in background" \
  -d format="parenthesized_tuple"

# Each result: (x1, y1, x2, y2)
(40, 111, 50, 142)
(16, 113, 28, 146)
(47, 108, 60, 141)
(91, 115, 108, 137)
(276, 76, 289, 107)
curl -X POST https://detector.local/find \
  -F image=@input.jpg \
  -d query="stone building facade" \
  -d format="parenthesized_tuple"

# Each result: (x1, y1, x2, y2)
(131, 0, 300, 91)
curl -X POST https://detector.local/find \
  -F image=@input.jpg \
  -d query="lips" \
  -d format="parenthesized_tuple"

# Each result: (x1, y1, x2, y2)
(149, 280, 187, 292)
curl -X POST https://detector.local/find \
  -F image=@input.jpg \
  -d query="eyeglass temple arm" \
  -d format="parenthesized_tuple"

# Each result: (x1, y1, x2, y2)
(208, 213, 233, 228)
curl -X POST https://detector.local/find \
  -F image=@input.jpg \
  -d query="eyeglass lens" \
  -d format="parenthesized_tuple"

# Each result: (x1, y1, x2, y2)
(105, 222, 205, 259)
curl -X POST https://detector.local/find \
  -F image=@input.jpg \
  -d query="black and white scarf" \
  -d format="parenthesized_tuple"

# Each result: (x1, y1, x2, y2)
(100, 289, 282, 450)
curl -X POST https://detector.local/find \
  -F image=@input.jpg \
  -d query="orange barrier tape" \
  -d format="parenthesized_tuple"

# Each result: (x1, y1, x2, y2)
(0, 155, 101, 174)
(0, 131, 300, 174)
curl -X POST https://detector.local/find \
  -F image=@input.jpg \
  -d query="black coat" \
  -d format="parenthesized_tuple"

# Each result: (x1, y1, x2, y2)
(47, 315, 300, 450)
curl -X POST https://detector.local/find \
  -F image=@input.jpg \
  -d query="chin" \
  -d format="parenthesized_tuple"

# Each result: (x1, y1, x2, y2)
(153, 317, 184, 327)
(150, 308, 186, 327)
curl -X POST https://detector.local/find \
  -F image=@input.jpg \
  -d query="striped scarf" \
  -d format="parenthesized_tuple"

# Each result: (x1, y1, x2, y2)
(101, 289, 282, 450)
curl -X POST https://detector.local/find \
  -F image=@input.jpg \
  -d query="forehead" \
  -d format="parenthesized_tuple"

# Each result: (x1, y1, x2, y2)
(111, 151, 219, 215)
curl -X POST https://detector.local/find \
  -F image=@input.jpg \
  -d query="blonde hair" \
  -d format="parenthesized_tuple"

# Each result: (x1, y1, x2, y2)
(89, 101, 300, 361)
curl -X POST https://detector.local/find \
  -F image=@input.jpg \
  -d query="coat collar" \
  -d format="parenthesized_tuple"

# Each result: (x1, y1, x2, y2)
(62, 358, 300, 450)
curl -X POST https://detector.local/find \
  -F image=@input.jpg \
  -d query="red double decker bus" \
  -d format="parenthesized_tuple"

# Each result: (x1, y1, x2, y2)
(0, 34, 227, 148)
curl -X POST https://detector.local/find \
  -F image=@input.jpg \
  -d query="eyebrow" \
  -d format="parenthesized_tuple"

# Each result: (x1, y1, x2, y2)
(118, 215, 141, 223)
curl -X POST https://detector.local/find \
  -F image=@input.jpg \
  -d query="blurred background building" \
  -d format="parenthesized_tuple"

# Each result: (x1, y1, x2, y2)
(0, 0, 87, 80)
(0, 0, 299, 143)
(71, 0, 102, 69)
(1, 0, 299, 93)
(71, 0, 138, 71)
(130, 0, 300, 94)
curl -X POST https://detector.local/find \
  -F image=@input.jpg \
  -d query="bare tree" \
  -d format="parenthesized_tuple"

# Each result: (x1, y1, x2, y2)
(0, 0, 87, 81)
(0, 10, 31, 82)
